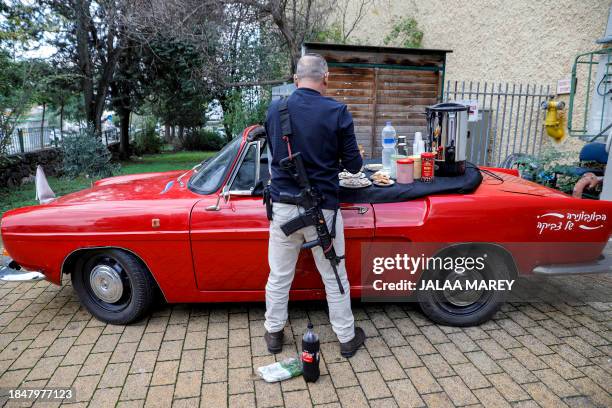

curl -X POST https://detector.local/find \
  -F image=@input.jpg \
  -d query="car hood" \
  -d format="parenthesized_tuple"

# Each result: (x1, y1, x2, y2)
(477, 169, 569, 198)
(1, 169, 203, 238)
(51, 170, 194, 205)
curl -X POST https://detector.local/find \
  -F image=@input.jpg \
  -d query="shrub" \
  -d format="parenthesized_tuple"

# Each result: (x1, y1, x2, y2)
(383, 17, 423, 48)
(514, 148, 581, 194)
(182, 128, 224, 151)
(223, 89, 270, 138)
(133, 122, 163, 155)
(61, 131, 119, 179)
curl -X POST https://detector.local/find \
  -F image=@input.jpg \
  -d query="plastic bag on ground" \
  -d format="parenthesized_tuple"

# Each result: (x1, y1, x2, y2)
(256, 357, 303, 383)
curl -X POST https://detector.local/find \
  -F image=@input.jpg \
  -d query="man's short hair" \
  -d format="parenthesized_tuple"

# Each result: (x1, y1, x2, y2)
(296, 53, 328, 81)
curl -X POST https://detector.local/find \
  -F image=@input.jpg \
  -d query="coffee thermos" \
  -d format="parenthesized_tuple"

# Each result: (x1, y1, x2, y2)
(301, 323, 320, 382)
(425, 102, 469, 176)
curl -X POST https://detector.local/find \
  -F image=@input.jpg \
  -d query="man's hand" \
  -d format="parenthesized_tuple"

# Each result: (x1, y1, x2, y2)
(573, 172, 602, 198)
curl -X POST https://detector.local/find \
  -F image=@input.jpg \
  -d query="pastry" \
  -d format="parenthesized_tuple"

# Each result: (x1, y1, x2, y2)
(339, 171, 365, 180)
(340, 177, 372, 188)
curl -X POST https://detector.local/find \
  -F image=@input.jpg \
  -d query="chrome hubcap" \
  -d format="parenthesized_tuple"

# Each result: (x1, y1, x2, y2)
(90, 265, 124, 303)
(443, 270, 484, 307)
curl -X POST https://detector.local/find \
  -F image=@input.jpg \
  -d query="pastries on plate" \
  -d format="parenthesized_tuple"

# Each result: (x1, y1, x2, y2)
(373, 178, 395, 187)
(370, 171, 394, 187)
(340, 177, 372, 189)
(339, 171, 365, 180)
(370, 170, 390, 181)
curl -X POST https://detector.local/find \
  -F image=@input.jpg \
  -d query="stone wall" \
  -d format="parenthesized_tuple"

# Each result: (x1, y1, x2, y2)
(0, 149, 63, 188)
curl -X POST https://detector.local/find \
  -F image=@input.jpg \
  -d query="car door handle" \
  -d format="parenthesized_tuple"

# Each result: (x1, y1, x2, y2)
(341, 206, 369, 215)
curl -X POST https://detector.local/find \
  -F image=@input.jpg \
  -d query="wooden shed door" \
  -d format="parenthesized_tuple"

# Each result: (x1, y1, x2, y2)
(327, 66, 439, 158)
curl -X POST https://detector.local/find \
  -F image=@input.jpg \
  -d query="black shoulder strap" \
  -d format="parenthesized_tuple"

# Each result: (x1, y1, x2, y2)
(278, 96, 292, 138)
(278, 96, 294, 158)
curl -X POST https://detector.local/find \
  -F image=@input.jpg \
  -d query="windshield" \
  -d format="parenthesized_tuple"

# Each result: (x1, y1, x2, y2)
(188, 136, 243, 194)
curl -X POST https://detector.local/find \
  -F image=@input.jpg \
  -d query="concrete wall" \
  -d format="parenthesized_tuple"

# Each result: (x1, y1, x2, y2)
(348, 0, 609, 158)
(351, 0, 609, 85)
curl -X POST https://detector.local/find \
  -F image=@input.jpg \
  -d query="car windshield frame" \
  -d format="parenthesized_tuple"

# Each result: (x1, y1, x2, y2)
(187, 136, 244, 195)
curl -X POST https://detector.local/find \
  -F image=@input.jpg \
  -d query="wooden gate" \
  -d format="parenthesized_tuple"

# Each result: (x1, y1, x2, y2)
(303, 42, 450, 158)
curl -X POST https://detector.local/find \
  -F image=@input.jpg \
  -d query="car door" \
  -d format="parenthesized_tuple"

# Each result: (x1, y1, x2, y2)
(190, 138, 375, 292)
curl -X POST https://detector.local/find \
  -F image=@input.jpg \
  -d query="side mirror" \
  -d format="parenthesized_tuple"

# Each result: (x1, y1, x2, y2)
(206, 139, 262, 212)
(205, 185, 230, 211)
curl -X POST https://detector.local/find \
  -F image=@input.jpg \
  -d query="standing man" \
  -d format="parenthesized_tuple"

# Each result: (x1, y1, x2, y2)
(263, 53, 365, 358)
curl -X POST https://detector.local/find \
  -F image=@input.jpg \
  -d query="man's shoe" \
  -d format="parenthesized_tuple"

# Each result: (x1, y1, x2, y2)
(264, 330, 284, 354)
(340, 327, 366, 358)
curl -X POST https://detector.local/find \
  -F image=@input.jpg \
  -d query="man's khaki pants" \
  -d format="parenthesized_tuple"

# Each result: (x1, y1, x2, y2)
(264, 203, 355, 343)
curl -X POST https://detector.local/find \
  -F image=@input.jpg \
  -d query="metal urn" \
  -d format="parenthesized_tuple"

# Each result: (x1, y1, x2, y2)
(425, 102, 469, 176)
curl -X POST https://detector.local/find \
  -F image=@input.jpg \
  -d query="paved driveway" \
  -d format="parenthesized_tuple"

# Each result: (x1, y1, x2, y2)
(0, 272, 610, 408)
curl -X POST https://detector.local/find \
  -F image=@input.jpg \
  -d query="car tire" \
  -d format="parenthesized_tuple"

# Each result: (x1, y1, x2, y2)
(71, 249, 156, 324)
(417, 248, 511, 327)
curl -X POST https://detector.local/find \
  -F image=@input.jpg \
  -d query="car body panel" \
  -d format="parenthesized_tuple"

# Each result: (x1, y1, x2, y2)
(190, 197, 374, 291)
(1, 172, 202, 301)
(2, 127, 612, 303)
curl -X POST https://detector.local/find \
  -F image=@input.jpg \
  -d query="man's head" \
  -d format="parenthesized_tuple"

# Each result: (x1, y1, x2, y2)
(294, 53, 329, 93)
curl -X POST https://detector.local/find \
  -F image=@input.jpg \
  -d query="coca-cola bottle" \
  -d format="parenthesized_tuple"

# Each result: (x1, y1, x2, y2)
(301, 323, 320, 382)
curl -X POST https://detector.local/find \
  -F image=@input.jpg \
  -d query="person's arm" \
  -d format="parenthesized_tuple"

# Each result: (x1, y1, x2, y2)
(338, 105, 363, 173)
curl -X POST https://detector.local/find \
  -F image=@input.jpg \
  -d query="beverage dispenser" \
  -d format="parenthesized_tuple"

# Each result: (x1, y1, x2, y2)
(425, 102, 469, 176)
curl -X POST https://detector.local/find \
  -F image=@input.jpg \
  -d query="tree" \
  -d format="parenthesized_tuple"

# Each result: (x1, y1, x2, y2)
(132, 0, 373, 139)
(0, 1, 51, 55)
(3, 0, 391, 157)
(110, 35, 148, 158)
(0, 51, 39, 155)
(30, 60, 55, 144)
(43, 0, 129, 133)
(213, 3, 286, 138)
(129, 0, 284, 139)
(0, 1, 55, 155)
(313, 0, 374, 44)
(232, 0, 333, 73)
(43, 66, 82, 136)
(143, 37, 214, 143)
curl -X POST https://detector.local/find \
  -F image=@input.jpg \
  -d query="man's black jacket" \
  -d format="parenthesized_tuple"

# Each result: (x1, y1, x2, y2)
(264, 87, 363, 210)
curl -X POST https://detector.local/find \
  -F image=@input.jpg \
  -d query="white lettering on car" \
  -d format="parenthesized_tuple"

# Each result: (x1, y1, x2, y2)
(537, 211, 606, 234)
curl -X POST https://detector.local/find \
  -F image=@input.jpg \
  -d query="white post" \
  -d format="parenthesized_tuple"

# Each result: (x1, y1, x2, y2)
(594, 5, 612, 200)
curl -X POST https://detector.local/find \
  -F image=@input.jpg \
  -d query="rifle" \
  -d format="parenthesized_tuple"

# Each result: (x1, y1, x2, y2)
(278, 152, 345, 294)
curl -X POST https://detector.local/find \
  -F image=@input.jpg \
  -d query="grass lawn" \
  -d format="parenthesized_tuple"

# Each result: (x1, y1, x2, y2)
(0, 150, 216, 216)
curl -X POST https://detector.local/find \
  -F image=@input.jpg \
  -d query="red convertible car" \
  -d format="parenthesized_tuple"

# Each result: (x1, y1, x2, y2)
(2, 125, 611, 326)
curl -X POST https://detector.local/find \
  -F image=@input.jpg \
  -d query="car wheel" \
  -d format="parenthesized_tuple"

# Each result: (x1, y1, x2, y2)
(417, 248, 511, 326)
(71, 249, 156, 324)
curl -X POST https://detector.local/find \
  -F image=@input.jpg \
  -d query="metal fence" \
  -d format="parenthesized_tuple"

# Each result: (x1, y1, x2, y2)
(3, 127, 119, 156)
(444, 80, 552, 166)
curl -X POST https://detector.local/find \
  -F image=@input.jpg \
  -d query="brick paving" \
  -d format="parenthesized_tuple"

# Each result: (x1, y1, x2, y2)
(0, 273, 610, 408)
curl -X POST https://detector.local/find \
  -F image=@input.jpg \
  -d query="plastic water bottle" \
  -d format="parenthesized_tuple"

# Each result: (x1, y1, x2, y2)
(301, 323, 320, 382)
(381, 121, 396, 171)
